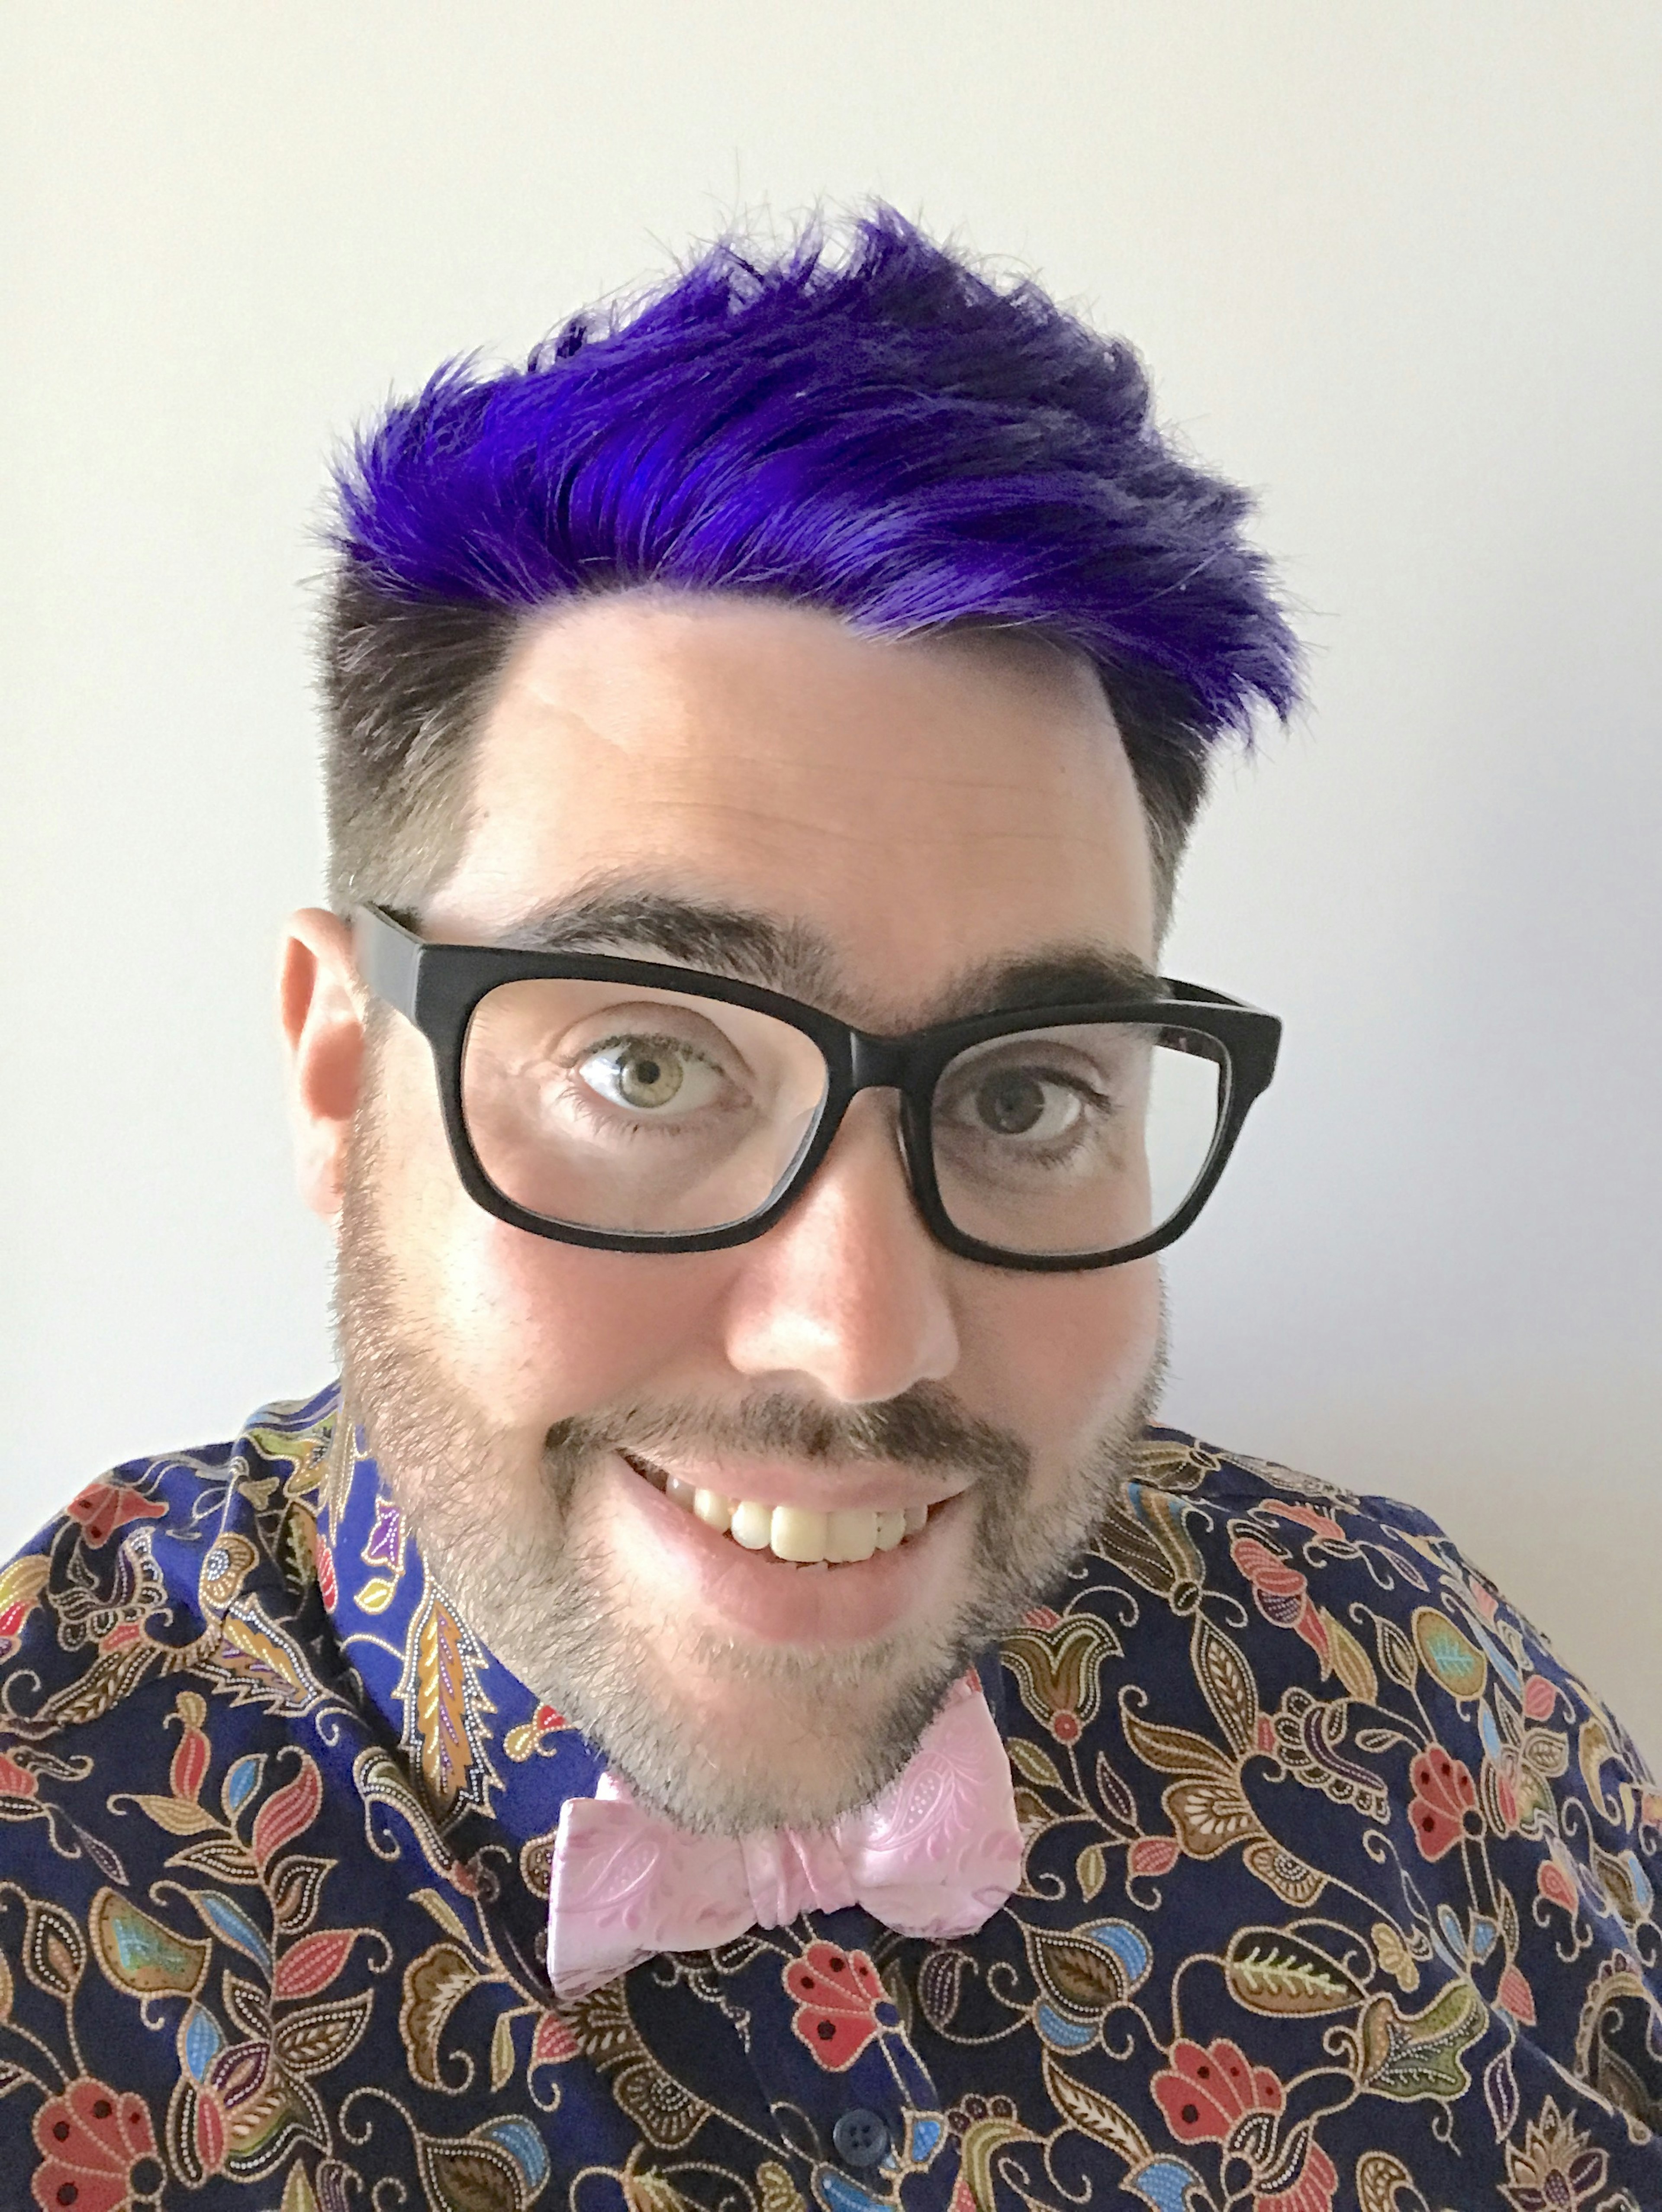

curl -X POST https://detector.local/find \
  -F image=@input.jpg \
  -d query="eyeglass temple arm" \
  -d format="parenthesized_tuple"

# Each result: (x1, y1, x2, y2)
(1160, 975, 1257, 1014)
(350, 904, 422, 1021)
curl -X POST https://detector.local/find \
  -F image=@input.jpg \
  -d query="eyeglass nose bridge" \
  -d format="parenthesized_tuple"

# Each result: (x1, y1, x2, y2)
(846, 1029, 914, 1093)
(810, 1029, 937, 1222)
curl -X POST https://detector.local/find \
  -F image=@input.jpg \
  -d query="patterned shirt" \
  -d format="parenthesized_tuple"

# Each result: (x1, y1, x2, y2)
(0, 1385, 1656, 2212)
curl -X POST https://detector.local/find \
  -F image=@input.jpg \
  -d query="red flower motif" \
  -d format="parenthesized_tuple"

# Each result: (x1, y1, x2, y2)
(1536, 1857, 1578, 1915)
(1128, 1835, 1179, 1878)
(1050, 1710, 1082, 1744)
(64, 1482, 166, 1550)
(1468, 1578, 1501, 1624)
(1022, 1605, 1061, 1631)
(31, 2079, 160, 2212)
(1231, 1535, 1306, 1623)
(316, 1538, 338, 1611)
(785, 1941, 891, 2071)
(0, 1749, 38, 1799)
(1230, 1535, 1329, 1662)
(1256, 2138, 1340, 2212)
(531, 2011, 580, 2066)
(1408, 1744, 1480, 1860)
(1497, 1963, 1537, 2025)
(251, 1756, 322, 1867)
(1485, 1755, 1520, 1837)
(1521, 1673, 1558, 1721)
(1153, 2037, 1285, 2145)
(1256, 1501, 1347, 1548)
(166, 1693, 209, 1806)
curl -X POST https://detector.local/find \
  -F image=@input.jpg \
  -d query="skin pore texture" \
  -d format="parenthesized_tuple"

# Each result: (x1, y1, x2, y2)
(282, 594, 1167, 1836)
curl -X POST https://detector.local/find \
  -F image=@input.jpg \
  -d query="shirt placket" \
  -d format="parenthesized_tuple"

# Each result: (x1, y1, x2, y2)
(721, 1909, 959, 2210)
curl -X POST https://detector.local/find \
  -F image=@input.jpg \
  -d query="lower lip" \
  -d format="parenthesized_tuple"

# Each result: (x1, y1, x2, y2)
(600, 1451, 969, 1646)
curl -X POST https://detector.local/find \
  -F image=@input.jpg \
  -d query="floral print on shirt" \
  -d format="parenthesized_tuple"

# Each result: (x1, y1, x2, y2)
(0, 1385, 1654, 2209)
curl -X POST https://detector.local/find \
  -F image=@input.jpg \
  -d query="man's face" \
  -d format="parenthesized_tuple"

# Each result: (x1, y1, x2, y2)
(327, 594, 1164, 1833)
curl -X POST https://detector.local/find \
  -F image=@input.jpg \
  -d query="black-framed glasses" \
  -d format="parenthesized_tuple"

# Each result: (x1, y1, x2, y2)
(352, 904, 1280, 1272)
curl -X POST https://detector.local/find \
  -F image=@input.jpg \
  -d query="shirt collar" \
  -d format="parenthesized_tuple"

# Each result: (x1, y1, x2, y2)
(316, 1390, 605, 1864)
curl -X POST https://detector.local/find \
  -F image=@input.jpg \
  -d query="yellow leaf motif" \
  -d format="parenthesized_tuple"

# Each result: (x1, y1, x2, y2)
(1578, 1715, 1623, 1821)
(123, 1793, 220, 1836)
(490, 2008, 517, 2091)
(274, 1989, 374, 2077)
(1224, 1928, 1363, 2015)
(400, 1586, 500, 1826)
(1190, 1615, 1259, 1755)
(1372, 1921, 1420, 1993)
(1164, 1774, 1259, 1859)
(1375, 1616, 1418, 1691)
(280, 2164, 320, 2212)
(1356, 2151, 1417, 2212)
(1041, 2051, 1150, 2165)
(1007, 1739, 1065, 1793)
(960, 2116, 1040, 2210)
(0, 1554, 49, 1617)
(1119, 1704, 1234, 1783)
(756, 2164, 805, 2212)
(203, 1603, 324, 1713)
(1321, 1611, 1379, 1705)
(624, 2168, 695, 2212)
(402, 1942, 479, 2091)
(355, 1577, 397, 1615)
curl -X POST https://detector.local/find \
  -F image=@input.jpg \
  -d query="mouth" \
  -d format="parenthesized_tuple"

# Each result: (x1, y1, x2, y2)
(618, 1449, 941, 1568)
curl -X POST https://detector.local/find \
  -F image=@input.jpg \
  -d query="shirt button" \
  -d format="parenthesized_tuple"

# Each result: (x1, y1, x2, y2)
(831, 2108, 890, 2168)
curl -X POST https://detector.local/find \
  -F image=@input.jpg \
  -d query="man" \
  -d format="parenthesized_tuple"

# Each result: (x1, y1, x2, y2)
(1, 213, 1656, 2212)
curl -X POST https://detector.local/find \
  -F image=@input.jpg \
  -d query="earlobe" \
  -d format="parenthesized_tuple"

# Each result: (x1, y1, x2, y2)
(279, 908, 365, 1226)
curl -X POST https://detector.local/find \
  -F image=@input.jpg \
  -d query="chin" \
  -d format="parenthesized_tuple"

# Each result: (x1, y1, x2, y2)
(577, 1613, 968, 1837)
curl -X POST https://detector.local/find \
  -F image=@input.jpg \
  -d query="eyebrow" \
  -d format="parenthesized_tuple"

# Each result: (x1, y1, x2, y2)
(495, 883, 1164, 1026)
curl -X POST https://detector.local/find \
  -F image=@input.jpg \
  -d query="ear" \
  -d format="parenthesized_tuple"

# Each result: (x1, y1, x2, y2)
(279, 908, 365, 1225)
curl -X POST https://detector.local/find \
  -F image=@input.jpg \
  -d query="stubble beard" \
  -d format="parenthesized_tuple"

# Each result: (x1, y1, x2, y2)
(335, 1097, 1164, 1837)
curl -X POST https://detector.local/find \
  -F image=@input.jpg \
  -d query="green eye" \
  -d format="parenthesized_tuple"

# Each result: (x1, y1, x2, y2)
(579, 1036, 723, 1117)
(615, 1047, 683, 1108)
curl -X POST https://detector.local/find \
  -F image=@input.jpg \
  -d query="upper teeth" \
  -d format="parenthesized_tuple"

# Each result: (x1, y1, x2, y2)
(661, 1475, 930, 1565)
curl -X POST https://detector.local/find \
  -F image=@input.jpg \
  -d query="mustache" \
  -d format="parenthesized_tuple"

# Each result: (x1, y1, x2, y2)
(543, 1381, 1031, 1491)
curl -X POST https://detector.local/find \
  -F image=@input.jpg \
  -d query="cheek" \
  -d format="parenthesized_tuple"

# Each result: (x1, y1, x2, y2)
(959, 1259, 1162, 1452)
(371, 1033, 740, 1433)
(420, 1207, 738, 1434)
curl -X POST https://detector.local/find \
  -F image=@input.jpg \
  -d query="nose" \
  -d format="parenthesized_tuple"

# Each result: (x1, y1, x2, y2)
(719, 1091, 960, 1404)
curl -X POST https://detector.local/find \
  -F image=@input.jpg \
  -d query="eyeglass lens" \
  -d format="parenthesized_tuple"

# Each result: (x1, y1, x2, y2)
(460, 978, 1224, 1256)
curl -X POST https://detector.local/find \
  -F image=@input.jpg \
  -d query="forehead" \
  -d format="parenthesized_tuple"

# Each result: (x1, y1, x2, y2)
(428, 593, 1157, 1016)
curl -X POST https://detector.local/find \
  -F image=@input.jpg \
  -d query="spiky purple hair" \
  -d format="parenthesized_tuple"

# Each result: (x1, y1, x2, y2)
(321, 209, 1298, 908)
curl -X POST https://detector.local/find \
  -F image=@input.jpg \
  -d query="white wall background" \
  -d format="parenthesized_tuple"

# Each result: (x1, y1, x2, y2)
(4, 4, 1659, 1761)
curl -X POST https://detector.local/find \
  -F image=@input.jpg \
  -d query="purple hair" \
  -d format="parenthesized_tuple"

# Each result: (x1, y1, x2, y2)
(322, 209, 1298, 906)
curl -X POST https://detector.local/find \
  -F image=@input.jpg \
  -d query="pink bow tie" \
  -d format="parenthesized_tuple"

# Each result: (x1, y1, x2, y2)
(546, 1674, 1022, 2003)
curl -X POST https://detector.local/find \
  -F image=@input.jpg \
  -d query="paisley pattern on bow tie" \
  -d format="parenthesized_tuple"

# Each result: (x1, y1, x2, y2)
(0, 1384, 1653, 2209)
